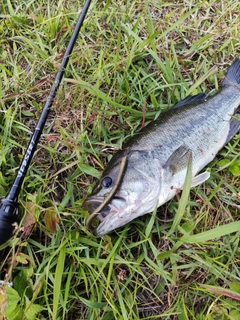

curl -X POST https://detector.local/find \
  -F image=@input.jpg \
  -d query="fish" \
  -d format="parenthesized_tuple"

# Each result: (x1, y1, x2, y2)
(84, 58, 240, 237)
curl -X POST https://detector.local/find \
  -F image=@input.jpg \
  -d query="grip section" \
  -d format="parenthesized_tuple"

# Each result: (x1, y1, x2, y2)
(0, 199, 19, 246)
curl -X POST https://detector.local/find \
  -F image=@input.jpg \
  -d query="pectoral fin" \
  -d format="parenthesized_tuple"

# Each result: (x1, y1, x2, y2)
(191, 171, 210, 187)
(164, 145, 191, 174)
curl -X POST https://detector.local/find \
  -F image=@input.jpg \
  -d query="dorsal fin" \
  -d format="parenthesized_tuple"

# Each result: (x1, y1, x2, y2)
(173, 93, 208, 109)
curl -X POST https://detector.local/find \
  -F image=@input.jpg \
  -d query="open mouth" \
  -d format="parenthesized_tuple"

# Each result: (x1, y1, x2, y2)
(84, 195, 126, 235)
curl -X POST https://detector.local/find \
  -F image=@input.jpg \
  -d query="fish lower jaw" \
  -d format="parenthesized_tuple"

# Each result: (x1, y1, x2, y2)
(94, 185, 181, 236)
(93, 199, 155, 236)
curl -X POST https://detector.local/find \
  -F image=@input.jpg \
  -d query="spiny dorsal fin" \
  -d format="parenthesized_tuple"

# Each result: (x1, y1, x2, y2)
(173, 93, 208, 109)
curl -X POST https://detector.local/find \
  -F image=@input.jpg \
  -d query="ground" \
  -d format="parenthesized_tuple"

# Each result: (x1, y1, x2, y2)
(0, 0, 240, 319)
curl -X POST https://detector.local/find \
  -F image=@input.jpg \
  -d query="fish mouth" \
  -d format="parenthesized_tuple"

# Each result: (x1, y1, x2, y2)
(84, 195, 127, 236)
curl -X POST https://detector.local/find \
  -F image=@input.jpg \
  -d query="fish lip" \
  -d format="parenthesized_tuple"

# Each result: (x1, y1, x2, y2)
(83, 196, 104, 213)
(84, 195, 126, 212)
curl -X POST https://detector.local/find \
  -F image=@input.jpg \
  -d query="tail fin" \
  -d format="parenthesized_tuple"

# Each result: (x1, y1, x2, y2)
(222, 58, 240, 88)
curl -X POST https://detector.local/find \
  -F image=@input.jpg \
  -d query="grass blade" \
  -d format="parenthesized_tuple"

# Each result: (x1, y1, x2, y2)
(167, 152, 192, 237)
(180, 222, 240, 244)
(52, 244, 66, 320)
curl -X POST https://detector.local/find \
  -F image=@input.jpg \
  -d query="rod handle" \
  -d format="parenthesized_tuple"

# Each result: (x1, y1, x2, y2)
(0, 199, 19, 246)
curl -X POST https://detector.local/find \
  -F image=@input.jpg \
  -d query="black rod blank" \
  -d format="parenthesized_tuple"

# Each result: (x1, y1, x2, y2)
(0, 0, 92, 246)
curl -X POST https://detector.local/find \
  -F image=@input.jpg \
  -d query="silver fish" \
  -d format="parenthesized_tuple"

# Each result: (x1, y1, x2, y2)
(84, 59, 240, 237)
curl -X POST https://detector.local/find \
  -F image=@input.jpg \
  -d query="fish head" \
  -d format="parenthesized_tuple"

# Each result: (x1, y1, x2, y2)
(84, 151, 162, 236)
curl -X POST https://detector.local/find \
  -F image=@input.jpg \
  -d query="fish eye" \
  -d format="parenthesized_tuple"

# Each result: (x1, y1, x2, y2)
(101, 176, 113, 188)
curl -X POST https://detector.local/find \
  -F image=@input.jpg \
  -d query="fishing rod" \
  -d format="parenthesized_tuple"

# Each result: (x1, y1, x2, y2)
(0, 0, 92, 247)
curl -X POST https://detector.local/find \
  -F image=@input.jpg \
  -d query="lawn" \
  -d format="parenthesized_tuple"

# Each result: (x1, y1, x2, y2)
(0, 0, 240, 319)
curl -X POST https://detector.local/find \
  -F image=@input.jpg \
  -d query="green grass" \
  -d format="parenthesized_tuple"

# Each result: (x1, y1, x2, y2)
(0, 0, 240, 319)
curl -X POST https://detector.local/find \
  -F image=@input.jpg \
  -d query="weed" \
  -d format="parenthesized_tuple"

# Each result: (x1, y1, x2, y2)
(0, 0, 239, 319)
